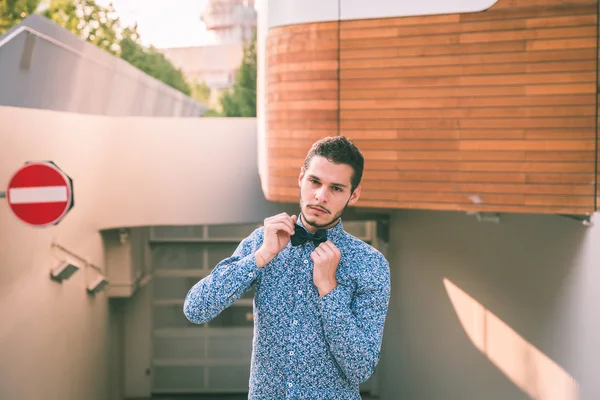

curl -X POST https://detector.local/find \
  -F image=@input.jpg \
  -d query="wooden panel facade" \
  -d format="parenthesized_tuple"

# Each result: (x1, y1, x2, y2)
(265, 0, 599, 215)
(266, 22, 340, 202)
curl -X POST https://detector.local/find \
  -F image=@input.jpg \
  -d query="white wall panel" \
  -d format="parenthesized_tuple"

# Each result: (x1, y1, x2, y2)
(340, 0, 499, 21)
(265, 0, 499, 29)
(266, 0, 339, 29)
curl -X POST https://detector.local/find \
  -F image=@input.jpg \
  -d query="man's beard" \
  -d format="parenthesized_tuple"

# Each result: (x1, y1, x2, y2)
(299, 196, 351, 230)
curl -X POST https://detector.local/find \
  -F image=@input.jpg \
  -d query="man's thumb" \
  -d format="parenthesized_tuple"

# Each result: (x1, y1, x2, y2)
(292, 215, 298, 224)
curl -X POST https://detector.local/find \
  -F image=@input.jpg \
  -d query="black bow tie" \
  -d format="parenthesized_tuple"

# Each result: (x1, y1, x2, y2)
(290, 224, 327, 246)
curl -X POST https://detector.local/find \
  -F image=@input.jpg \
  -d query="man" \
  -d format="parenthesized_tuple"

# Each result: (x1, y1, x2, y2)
(184, 136, 391, 399)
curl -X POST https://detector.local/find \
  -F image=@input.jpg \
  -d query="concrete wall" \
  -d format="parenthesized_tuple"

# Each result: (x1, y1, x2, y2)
(5, 105, 598, 399)
(0, 15, 206, 117)
(382, 209, 599, 400)
(0, 105, 289, 399)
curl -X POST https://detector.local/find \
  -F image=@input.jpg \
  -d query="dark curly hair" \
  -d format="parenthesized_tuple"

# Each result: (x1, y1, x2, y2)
(303, 136, 364, 193)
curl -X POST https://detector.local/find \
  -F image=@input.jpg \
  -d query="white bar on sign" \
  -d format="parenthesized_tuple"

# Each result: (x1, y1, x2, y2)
(9, 186, 68, 204)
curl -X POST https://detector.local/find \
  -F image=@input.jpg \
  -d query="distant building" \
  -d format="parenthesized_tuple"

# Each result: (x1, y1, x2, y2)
(161, 0, 256, 110)
(161, 43, 245, 91)
(202, 0, 256, 45)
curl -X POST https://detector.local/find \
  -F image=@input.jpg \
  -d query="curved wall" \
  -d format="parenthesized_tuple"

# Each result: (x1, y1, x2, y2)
(263, 0, 500, 29)
(261, 0, 599, 215)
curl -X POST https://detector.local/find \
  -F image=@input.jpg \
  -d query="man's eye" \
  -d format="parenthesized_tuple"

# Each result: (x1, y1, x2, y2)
(332, 187, 342, 192)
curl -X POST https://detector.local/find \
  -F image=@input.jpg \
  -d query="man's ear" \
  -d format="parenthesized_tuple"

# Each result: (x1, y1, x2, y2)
(348, 186, 361, 205)
(298, 167, 305, 187)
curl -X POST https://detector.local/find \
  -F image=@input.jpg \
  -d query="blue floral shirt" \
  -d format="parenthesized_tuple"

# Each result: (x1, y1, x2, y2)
(184, 215, 391, 399)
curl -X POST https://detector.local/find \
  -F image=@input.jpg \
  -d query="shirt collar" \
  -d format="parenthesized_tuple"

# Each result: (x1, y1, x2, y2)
(297, 212, 344, 243)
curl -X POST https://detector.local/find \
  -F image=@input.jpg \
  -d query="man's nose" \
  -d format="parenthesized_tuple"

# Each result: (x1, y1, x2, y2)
(315, 186, 328, 202)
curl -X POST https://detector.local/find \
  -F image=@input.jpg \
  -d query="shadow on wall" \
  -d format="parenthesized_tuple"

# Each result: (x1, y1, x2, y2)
(444, 278, 579, 400)
(385, 210, 597, 400)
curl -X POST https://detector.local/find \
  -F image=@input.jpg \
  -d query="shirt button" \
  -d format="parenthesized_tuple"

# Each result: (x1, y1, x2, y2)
(298, 290, 302, 295)
(288, 382, 293, 388)
(303, 260, 308, 264)
(248, 272, 254, 277)
(289, 351, 294, 356)
(293, 319, 298, 325)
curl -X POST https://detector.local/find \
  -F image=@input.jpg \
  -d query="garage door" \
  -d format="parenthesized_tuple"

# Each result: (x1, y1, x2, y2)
(148, 220, 382, 395)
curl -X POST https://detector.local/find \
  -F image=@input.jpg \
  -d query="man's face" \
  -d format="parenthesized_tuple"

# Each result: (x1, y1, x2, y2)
(298, 155, 361, 232)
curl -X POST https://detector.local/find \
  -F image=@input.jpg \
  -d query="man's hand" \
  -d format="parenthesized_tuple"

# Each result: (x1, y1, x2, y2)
(255, 213, 297, 268)
(311, 240, 341, 297)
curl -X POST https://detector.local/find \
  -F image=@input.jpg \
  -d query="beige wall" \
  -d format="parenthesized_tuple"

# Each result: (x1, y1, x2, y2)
(0, 106, 286, 232)
(0, 108, 111, 399)
(6, 105, 597, 399)
(0, 106, 288, 399)
(382, 209, 599, 400)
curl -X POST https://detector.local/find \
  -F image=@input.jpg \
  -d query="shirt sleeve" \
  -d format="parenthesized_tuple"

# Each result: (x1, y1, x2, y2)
(317, 254, 391, 386)
(183, 227, 264, 324)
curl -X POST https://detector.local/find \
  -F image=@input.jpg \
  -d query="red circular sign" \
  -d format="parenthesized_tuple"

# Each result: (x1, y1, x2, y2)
(6, 162, 74, 227)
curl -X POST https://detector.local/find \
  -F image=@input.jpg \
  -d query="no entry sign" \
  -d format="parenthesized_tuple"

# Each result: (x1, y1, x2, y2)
(4, 161, 74, 227)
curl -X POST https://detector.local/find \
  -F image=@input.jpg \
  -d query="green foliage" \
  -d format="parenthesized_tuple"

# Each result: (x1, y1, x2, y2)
(1, 0, 192, 95)
(120, 25, 191, 95)
(203, 108, 221, 117)
(219, 35, 256, 117)
(0, 0, 40, 35)
(190, 80, 211, 104)
(43, 0, 120, 54)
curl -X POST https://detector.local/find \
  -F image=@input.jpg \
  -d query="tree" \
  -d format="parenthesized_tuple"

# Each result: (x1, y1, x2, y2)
(190, 80, 211, 105)
(2, 0, 193, 98)
(219, 34, 256, 117)
(42, 0, 191, 95)
(43, 0, 120, 54)
(0, 0, 40, 35)
(120, 25, 191, 95)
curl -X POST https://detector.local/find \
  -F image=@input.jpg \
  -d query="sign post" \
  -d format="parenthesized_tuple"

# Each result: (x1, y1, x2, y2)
(3, 161, 74, 227)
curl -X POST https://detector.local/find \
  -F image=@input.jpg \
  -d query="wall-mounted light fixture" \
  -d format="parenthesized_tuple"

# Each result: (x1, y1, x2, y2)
(87, 275, 109, 295)
(50, 241, 110, 293)
(466, 211, 501, 224)
(50, 260, 80, 282)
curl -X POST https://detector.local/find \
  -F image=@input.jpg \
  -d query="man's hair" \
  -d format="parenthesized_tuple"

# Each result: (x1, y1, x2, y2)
(303, 136, 364, 193)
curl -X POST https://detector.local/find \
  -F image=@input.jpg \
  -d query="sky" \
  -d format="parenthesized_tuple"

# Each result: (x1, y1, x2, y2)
(95, 0, 211, 49)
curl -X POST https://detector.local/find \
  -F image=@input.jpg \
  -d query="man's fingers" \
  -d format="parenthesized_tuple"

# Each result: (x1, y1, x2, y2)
(318, 241, 337, 255)
(273, 213, 295, 233)
(321, 245, 335, 259)
(269, 221, 293, 235)
(312, 247, 325, 258)
(310, 250, 323, 262)
(265, 213, 296, 234)
(266, 213, 298, 234)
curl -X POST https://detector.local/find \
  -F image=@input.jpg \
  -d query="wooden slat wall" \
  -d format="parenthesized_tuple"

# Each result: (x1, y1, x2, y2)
(265, 0, 599, 215)
(266, 22, 340, 202)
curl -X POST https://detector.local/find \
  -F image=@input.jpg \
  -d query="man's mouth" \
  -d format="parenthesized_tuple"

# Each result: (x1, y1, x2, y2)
(309, 206, 328, 214)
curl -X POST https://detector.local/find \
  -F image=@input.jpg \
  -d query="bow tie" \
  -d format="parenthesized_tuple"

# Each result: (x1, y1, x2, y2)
(290, 224, 327, 246)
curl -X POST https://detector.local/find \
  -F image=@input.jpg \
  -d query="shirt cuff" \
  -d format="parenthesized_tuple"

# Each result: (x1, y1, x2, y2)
(317, 284, 352, 319)
(244, 251, 264, 279)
